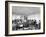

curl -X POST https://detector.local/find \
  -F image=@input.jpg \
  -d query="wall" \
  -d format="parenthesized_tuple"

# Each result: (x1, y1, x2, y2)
(0, 0, 46, 37)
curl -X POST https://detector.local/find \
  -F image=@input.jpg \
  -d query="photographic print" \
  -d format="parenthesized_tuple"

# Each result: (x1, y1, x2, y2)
(12, 6, 41, 30)
(5, 1, 45, 36)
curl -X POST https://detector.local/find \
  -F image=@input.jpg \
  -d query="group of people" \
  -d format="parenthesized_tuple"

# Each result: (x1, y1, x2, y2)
(12, 16, 41, 30)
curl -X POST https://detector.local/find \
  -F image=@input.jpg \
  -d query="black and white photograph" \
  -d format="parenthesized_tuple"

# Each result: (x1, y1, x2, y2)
(12, 6, 41, 30)
(5, 1, 45, 36)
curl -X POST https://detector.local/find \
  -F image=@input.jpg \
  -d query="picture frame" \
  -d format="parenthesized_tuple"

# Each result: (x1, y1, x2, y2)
(5, 1, 45, 36)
